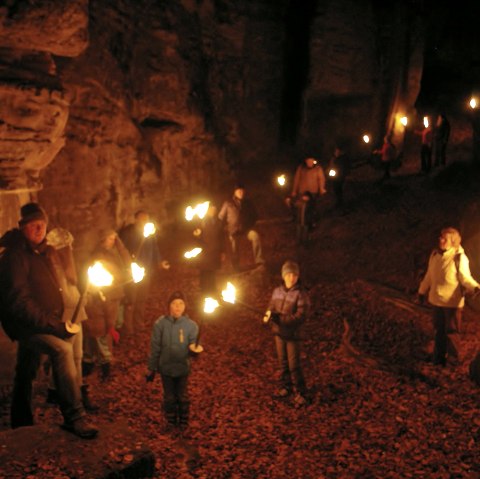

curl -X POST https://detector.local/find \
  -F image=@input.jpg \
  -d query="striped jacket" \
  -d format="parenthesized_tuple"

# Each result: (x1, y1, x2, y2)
(267, 283, 310, 340)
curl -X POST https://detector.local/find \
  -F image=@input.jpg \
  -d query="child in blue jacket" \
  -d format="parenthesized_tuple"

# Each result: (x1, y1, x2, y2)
(146, 291, 200, 428)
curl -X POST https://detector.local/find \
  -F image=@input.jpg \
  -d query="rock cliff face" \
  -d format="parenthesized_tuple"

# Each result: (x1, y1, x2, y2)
(0, 0, 427, 257)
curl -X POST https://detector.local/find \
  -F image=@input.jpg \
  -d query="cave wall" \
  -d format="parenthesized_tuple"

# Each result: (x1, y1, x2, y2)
(0, 0, 427, 261)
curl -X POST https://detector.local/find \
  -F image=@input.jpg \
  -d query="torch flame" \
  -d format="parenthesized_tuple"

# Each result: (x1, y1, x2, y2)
(88, 261, 114, 287)
(204, 297, 220, 314)
(423, 116, 429, 128)
(131, 262, 145, 284)
(221, 282, 236, 304)
(184, 247, 203, 259)
(143, 222, 156, 238)
(363, 134, 370, 144)
(470, 97, 477, 109)
(328, 169, 336, 177)
(185, 201, 210, 221)
(400, 116, 408, 126)
(277, 174, 286, 186)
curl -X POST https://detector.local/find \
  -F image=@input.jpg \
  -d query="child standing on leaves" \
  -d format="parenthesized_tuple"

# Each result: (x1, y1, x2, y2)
(263, 260, 310, 406)
(146, 291, 201, 428)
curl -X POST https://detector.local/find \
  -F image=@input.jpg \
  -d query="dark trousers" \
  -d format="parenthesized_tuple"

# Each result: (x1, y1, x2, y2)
(161, 375, 189, 426)
(274, 336, 306, 394)
(421, 145, 432, 173)
(12, 334, 84, 428)
(432, 307, 462, 364)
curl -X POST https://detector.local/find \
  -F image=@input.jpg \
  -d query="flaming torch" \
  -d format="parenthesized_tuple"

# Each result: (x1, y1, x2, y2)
(134, 221, 157, 260)
(277, 174, 287, 187)
(131, 262, 145, 284)
(423, 116, 429, 128)
(400, 116, 408, 127)
(185, 201, 210, 221)
(362, 134, 370, 144)
(69, 261, 114, 334)
(221, 282, 264, 314)
(470, 97, 478, 109)
(189, 297, 218, 353)
(328, 168, 337, 178)
(184, 247, 203, 259)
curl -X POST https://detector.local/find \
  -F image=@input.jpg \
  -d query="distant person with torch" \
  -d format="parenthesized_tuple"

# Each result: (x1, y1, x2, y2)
(118, 210, 170, 338)
(263, 260, 310, 406)
(146, 291, 201, 429)
(372, 134, 396, 180)
(83, 229, 132, 381)
(218, 184, 265, 271)
(0, 203, 98, 438)
(327, 144, 351, 209)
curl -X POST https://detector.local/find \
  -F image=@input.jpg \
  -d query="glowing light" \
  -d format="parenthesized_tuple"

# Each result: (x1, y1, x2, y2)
(143, 222, 156, 238)
(131, 262, 145, 283)
(203, 297, 220, 314)
(184, 247, 203, 259)
(328, 169, 337, 177)
(363, 134, 370, 144)
(185, 201, 210, 221)
(277, 174, 286, 186)
(221, 282, 236, 304)
(88, 261, 113, 287)
(400, 116, 408, 127)
(470, 97, 477, 109)
(423, 116, 429, 128)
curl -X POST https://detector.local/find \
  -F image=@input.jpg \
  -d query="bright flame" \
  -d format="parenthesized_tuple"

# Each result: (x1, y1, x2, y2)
(470, 97, 477, 109)
(131, 262, 145, 284)
(328, 169, 336, 177)
(221, 282, 236, 304)
(143, 222, 156, 238)
(363, 134, 370, 144)
(88, 261, 114, 287)
(184, 247, 203, 259)
(423, 116, 429, 128)
(204, 297, 220, 314)
(400, 116, 408, 127)
(277, 174, 286, 186)
(185, 201, 210, 221)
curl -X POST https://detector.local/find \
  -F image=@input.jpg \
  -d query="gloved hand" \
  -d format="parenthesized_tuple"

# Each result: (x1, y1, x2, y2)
(417, 294, 426, 305)
(108, 327, 120, 345)
(270, 312, 281, 324)
(145, 371, 155, 383)
(50, 321, 75, 340)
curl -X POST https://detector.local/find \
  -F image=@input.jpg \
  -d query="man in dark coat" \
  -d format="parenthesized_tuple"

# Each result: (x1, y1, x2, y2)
(0, 203, 97, 438)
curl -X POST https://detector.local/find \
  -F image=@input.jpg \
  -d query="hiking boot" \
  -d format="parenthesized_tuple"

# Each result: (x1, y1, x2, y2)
(81, 385, 99, 412)
(62, 417, 98, 439)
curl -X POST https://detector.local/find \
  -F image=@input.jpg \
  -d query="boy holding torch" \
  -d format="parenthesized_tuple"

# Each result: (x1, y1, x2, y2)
(263, 260, 310, 406)
(146, 291, 202, 429)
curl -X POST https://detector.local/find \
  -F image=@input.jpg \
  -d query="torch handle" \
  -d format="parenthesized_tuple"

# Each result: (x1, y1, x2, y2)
(235, 299, 265, 315)
(70, 283, 89, 325)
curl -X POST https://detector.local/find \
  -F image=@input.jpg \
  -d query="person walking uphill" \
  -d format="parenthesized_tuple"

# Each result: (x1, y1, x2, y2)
(263, 261, 310, 406)
(0, 203, 98, 438)
(418, 227, 480, 367)
(146, 291, 202, 429)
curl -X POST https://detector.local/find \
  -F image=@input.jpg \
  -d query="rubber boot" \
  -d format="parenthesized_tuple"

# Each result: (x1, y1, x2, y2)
(81, 384, 99, 412)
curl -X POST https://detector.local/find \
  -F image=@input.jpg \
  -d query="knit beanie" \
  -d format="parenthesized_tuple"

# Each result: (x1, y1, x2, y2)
(19, 202, 48, 227)
(167, 291, 186, 308)
(281, 260, 300, 279)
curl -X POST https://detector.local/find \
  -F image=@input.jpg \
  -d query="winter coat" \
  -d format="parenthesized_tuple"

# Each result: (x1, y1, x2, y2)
(84, 238, 132, 337)
(418, 246, 479, 308)
(218, 197, 258, 236)
(0, 229, 82, 340)
(148, 314, 199, 377)
(291, 164, 326, 197)
(267, 283, 310, 340)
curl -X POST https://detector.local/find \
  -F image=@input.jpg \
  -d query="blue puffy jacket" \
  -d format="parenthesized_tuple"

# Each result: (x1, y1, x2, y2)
(148, 314, 199, 377)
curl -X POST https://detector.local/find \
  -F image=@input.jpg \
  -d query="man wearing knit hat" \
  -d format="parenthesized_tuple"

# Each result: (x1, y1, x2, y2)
(263, 260, 310, 406)
(0, 202, 98, 438)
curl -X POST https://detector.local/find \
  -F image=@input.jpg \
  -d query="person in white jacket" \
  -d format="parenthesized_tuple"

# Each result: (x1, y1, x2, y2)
(418, 227, 480, 366)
